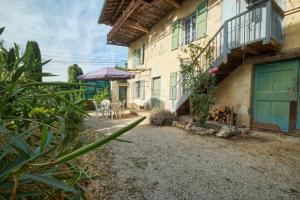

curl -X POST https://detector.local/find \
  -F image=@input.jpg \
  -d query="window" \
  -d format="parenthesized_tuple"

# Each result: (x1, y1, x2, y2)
(169, 72, 177, 100)
(133, 44, 145, 67)
(132, 80, 145, 100)
(184, 13, 197, 45)
(171, 20, 180, 50)
(171, 1, 207, 48)
(196, 1, 207, 38)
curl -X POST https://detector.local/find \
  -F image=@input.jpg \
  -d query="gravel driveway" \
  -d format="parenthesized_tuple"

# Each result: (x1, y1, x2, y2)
(83, 114, 300, 200)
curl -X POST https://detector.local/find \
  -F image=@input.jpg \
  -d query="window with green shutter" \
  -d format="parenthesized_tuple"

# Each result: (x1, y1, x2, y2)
(197, 0, 207, 39)
(133, 45, 145, 67)
(133, 80, 145, 100)
(131, 82, 136, 99)
(171, 20, 180, 50)
(140, 80, 145, 100)
(169, 72, 177, 100)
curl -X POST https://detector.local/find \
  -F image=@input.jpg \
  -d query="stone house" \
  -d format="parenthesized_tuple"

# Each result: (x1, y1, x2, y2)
(99, 0, 300, 134)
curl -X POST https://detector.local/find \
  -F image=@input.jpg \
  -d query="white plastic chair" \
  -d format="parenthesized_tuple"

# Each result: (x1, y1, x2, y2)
(120, 100, 126, 118)
(92, 99, 103, 119)
(110, 101, 122, 120)
(100, 99, 111, 119)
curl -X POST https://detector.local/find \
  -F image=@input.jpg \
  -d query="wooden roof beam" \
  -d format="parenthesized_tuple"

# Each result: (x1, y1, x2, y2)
(112, 0, 126, 20)
(158, 0, 181, 8)
(125, 20, 150, 33)
(108, 0, 144, 40)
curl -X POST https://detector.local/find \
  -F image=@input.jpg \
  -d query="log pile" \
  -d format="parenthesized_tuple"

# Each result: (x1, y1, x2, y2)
(208, 106, 235, 125)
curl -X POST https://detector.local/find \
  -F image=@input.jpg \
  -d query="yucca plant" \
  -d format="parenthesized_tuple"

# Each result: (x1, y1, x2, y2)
(0, 27, 145, 199)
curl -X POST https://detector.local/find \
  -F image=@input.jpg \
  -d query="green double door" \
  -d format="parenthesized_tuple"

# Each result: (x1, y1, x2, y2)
(253, 59, 300, 133)
(119, 86, 127, 106)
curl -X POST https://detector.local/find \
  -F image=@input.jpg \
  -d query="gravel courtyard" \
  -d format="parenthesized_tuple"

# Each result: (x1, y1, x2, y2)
(82, 114, 300, 200)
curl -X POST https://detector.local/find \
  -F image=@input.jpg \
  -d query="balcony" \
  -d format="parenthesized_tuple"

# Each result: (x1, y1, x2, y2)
(106, 0, 184, 46)
(172, 0, 284, 113)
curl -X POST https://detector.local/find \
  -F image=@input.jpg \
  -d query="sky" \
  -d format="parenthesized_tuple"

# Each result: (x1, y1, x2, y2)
(0, 0, 128, 81)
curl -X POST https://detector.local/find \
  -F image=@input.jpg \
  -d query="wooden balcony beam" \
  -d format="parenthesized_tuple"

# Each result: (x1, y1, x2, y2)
(158, 0, 181, 8)
(112, 0, 126, 20)
(125, 19, 150, 33)
(108, 0, 145, 40)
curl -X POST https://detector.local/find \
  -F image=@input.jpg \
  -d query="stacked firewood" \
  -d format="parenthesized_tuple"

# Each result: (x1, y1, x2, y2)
(208, 106, 235, 125)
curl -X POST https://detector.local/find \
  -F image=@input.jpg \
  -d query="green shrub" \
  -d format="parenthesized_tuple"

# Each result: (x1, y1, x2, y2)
(93, 87, 110, 104)
(179, 43, 216, 126)
(82, 99, 96, 110)
(150, 110, 175, 126)
(0, 27, 145, 199)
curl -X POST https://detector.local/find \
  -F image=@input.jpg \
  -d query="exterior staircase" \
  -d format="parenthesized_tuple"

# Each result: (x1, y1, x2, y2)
(171, 0, 284, 114)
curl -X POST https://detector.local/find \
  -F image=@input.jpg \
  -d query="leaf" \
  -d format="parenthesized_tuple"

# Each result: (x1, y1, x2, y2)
(0, 125, 8, 134)
(27, 72, 58, 77)
(0, 27, 4, 35)
(40, 126, 48, 152)
(54, 116, 146, 164)
(23, 82, 94, 87)
(49, 89, 89, 117)
(0, 150, 45, 182)
(11, 138, 33, 159)
(24, 174, 77, 193)
(12, 66, 26, 82)
(56, 116, 65, 139)
(16, 192, 41, 198)
(0, 127, 36, 162)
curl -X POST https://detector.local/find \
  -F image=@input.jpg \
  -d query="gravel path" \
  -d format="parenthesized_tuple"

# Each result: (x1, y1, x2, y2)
(83, 114, 300, 200)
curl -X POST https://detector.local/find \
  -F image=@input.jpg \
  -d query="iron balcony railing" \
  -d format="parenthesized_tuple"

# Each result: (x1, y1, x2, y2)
(171, 0, 284, 110)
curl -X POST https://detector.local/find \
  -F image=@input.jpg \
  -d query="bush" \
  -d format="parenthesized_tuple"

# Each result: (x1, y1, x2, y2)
(150, 110, 175, 126)
(93, 88, 110, 104)
(82, 99, 95, 110)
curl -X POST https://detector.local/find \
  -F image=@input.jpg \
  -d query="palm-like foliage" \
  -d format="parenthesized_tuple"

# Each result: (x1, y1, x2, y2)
(0, 28, 145, 199)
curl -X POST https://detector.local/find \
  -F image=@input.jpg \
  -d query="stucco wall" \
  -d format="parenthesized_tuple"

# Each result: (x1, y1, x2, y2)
(215, 64, 252, 126)
(214, 1, 300, 126)
(128, 0, 222, 109)
(281, 1, 300, 51)
(111, 81, 128, 102)
(125, 0, 300, 127)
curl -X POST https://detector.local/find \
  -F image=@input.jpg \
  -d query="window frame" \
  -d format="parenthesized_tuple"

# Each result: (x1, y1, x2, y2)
(134, 80, 145, 100)
(183, 12, 197, 46)
(133, 44, 145, 67)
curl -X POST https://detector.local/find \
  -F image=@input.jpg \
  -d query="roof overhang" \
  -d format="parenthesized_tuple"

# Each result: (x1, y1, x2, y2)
(99, 0, 183, 46)
(98, 0, 132, 26)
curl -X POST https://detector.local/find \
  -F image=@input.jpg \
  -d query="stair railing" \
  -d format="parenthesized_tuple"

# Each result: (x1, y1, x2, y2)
(171, 0, 284, 111)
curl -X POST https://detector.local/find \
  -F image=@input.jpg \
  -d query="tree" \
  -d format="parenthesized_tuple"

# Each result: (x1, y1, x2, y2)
(23, 41, 43, 82)
(114, 63, 128, 71)
(68, 64, 83, 83)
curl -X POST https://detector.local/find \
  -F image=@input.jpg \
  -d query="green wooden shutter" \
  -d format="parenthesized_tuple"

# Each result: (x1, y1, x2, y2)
(171, 20, 180, 50)
(131, 82, 135, 99)
(197, 0, 207, 39)
(169, 72, 177, 100)
(141, 44, 145, 65)
(140, 80, 145, 100)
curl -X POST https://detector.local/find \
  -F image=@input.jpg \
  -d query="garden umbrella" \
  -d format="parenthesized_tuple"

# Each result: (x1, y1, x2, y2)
(77, 67, 134, 81)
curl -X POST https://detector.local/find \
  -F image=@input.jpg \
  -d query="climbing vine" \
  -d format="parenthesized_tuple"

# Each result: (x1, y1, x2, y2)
(179, 43, 216, 126)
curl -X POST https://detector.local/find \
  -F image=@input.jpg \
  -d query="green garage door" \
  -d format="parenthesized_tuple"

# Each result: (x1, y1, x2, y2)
(253, 59, 299, 132)
(298, 76, 300, 131)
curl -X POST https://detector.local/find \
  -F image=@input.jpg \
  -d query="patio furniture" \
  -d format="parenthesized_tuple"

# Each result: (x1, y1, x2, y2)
(93, 99, 105, 119)
(100, 99, 111, 119)
(110, 101, 122, 120)
(120, 100, 126, 118)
